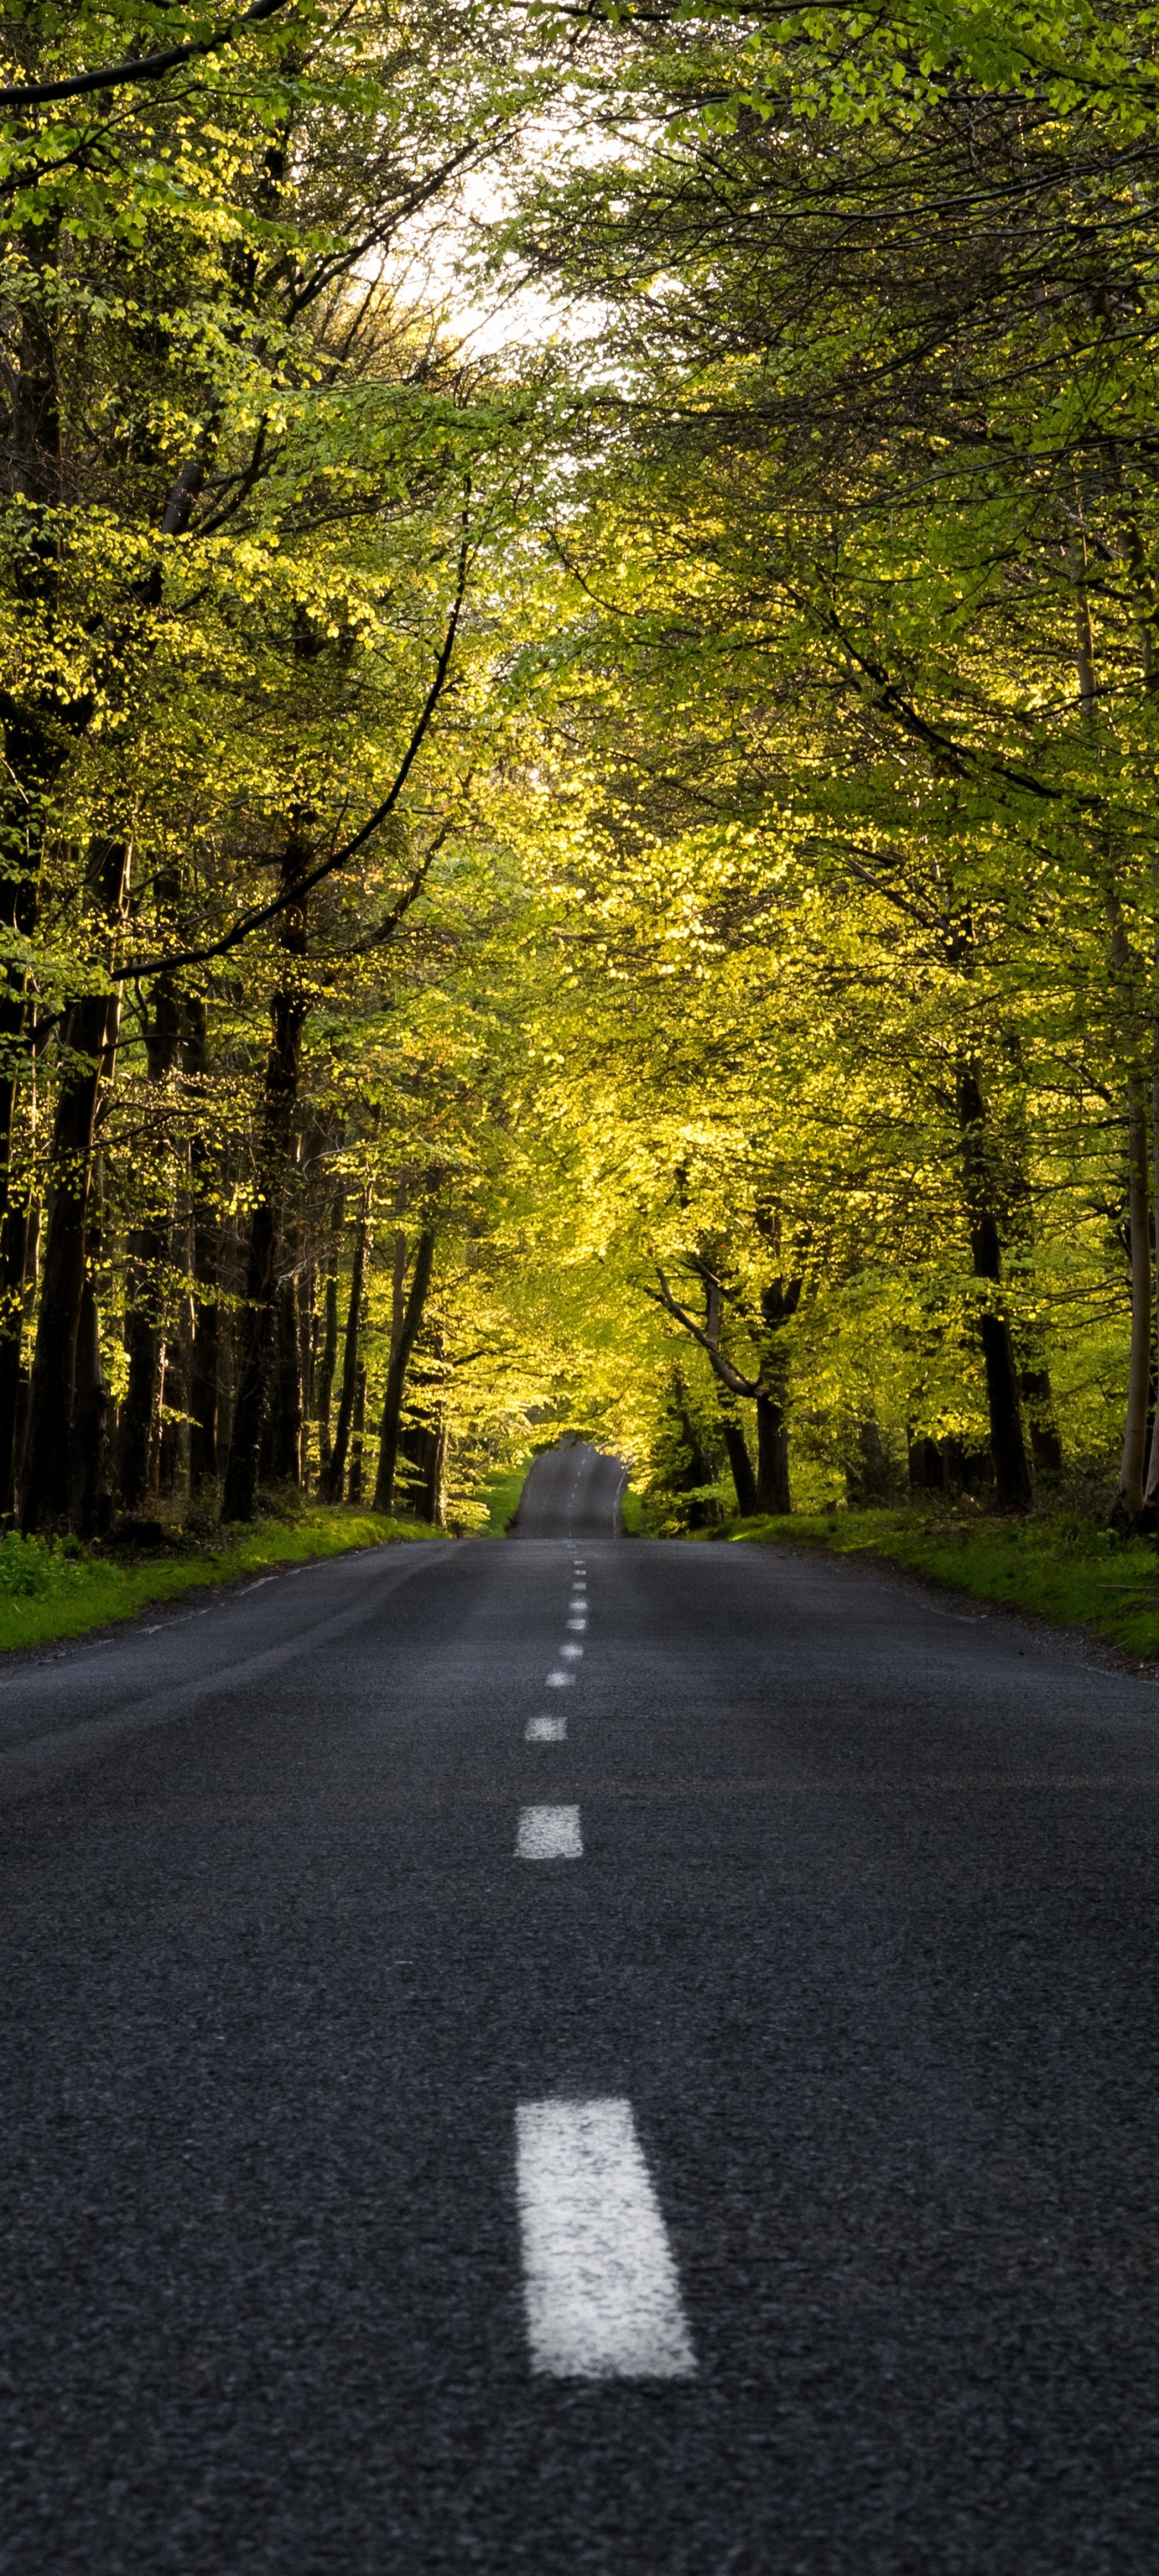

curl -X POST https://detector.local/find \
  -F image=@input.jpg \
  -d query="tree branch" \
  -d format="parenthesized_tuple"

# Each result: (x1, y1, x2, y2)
(117, 526, 472, 980)
(0, 0, 293, 106)
(644, 1269, 758, 1398)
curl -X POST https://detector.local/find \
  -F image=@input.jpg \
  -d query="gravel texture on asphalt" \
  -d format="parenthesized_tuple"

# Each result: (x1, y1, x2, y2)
(2, 1465, 1159, 2572)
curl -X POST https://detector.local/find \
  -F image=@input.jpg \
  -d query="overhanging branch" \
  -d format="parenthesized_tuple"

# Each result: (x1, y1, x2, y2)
(0, 0, 294, 105)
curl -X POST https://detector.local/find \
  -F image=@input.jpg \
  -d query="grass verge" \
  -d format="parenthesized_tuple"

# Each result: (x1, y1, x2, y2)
(724, 1507, 1159, 1661)
(0, 1507, 439, 1656)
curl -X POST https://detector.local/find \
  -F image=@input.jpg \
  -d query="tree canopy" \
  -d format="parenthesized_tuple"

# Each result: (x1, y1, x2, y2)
(2, 0, 1156, 1537)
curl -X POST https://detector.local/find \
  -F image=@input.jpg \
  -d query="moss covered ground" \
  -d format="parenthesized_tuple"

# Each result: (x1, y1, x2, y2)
(724, 1507, 1159, 1661)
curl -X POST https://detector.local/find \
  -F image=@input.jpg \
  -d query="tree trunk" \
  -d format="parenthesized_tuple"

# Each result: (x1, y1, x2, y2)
(184, 996, 220, 1490)
(118, 981, 180, 1509)
(69, 1273, 114, 1538)
(373, 1226, 435, 1514)
(1018, 1365, 1064, 1475)
(1116, 1067, 1152, 1522)
(325, 1195, 369, 1503)
(21, 980, 122, 1532)
(222, 842, 308, 1522)
(314, 1203, 342, 1492)
(0, 1199, 31, 1517)
(401, 1414, 444, 1522)
(270, 1268, 303, 1483)
(955, 1061, 1033, 1512)
(720, 1412, 757, 1515)
(755, 1382, 790, 1514)
(348, 1363, 367, 1504)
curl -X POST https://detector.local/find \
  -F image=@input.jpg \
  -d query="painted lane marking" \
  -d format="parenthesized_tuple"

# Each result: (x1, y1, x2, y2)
(546, 1670, 575, 1687)
(567, 1616, 587, 1632)
(515, 2099, 696, 2380)
(526, 1714, 567, 1741)
(517, 1805, 582, 1859)
(560, 1642, 583, 1662)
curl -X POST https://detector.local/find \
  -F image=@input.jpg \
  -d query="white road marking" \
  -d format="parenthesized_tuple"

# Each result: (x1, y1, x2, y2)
(515, 2099, 696, 2380)
(560, 1642, 583, 1661)
(526, 1714, 567, 1741)
(546, 1669, 575, 1687)
(517, 1805, 582, 1859)
(567, 1616, 587, 1632)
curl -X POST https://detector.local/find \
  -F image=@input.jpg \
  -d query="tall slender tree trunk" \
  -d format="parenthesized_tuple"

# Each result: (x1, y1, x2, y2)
(1116, 1067, 1153, 1521)
(222, 843, 308, 1522)
(348, 1364, 367, 1505)
(326, 1195, 369, 1503)
(118, 980, 180, 1510)
(314, 1195, 343, 1492)
(373, 1226, 435, 1514)
(954, 1061, 1033, 1512)
(184, 996, 220, 1490)
(21, 976, 124, 1531)
(270, 1269, 303, 1483)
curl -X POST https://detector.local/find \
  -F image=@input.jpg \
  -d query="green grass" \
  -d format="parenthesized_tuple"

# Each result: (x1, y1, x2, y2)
(0, 1507, 439, 1655)
(621, 1488, 645, 1534)
(477, 1461, 532, 1535)
(724, 1506, 1159, 1659)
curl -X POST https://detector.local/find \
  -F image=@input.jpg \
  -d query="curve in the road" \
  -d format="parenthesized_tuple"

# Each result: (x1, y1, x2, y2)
(510, 1439, 626, 1539)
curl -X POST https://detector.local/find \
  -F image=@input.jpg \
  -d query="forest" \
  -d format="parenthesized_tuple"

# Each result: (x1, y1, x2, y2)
(2, 0, 1157, 1559)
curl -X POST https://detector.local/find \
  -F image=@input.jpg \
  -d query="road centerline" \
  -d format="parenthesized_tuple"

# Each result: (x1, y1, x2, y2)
(515, 2099, 696, 2380)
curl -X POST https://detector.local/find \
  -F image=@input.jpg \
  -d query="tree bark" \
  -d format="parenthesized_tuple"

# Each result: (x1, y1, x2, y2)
(270, 1268, 303, 1483)
(755, 1383, 790, 1514)
(1116, 1067, 1152, 1522)
(348, 1363, 367, 1504)
(373, 1226, 435, 1514)
(184, 996, 220, 1490)
(222, 841, 308, 1521)
(21, 976, 123, 1532)
(325, 1195, 369, 1502)
(955, 1061, 1033, 1512)
(118, 980, 180, 1510)
(720, 1412, 757, 1515)
(314, 1198, 342, 1492)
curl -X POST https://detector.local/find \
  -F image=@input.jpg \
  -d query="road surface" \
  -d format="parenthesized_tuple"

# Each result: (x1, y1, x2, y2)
(512, 1440, 626, 1538)
(2, 1460, 1159, 2571)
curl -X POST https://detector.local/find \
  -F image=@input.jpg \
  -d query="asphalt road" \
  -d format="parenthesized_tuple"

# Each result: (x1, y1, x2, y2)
(3, 1464, 1159, 2572)
(511, 1439, 626, 1538)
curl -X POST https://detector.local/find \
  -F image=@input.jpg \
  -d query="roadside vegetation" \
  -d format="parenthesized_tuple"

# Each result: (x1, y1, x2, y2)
(3, 3, 1159, 1634)
(719, 1509, 1159, 1664)
(0, 1506, 439, 1655)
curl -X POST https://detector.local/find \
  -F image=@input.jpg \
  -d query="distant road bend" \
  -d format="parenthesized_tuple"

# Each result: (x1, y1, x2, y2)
(511, 1439, 626, 1538)
(2, 1436, 1159, 2571)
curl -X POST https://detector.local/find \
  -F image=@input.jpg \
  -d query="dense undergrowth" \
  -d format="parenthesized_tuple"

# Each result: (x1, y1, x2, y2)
(0, 1508, 440, 1653)
(724, 1508, 1159, 1660)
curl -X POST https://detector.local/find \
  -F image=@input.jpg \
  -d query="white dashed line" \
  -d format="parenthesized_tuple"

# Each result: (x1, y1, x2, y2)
(526, 1714, 567, 1741)
(515, 2099, 696, 2380)
(546, 1669, 575, 1687)
(560, 1643, 583, 1662)
(567, 1616, 587, 1632)
(516, 1805, 583, 1859)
